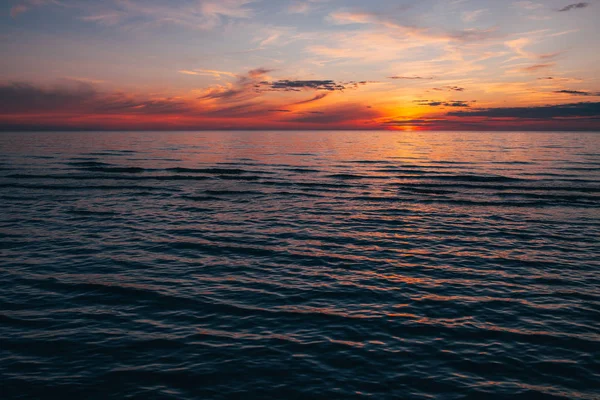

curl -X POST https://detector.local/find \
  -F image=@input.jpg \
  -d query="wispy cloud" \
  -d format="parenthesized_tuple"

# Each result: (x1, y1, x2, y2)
(285, 103, 379, 125)
(388, 76, 434, 80)
(291, 93, 329, 105)
(179, 69, 238, 79)
(327, 10, 497, 43)
(264, 80, 346, 91)
(198, 68, 272, 101)
(79, 0, 258, 30)
(505, 36, 561, 61)
(554, 90, 599, 96)
(433, 86, 466, 92)
(520, 63, 556, 72)
(462, 9, 487, 23)
(414, 100, 474, 107)
(0, 81, 191, 115)
(10, 0, 63, 19)
(287, 0, 327, 15)
(558, 2, 589, 12)
(10, 4, 29, 18)
(514, 1, 544, 10)
(449, 102, 600, 118)
(79, 13, 124, 25)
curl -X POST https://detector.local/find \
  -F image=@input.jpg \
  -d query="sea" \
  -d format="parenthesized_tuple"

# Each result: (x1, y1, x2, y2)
(0, 131, 599, 399)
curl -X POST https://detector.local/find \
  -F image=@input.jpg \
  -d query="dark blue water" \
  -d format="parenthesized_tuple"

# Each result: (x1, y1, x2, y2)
(1, 131, 599, 399)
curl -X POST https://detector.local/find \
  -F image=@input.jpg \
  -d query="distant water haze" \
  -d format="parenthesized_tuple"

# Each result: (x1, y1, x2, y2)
(1, 131, 599, 399)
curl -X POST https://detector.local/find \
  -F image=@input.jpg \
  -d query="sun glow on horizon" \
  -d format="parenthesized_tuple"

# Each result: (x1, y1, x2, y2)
(0, 0, 599, 131)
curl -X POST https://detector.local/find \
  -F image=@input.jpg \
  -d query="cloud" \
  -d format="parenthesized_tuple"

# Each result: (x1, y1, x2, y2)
(78, 0, 257, 31)
(291, 93, 329, 105)
(10, 4, 29, 18)
(433, 86, 465, 92)
(414, 100, 474, 107)
(179, 69, 237, 79)
(505, 37, 534, 59)
(520, 63, 556, 73)
(9, 0, 258, 29)
(79, 13, 124, 25)
(462, 9, 487, 23)
(448, 102, 600, 119)
(287, 0, 327, 15)
(285, 104, 379, 124)
(382, 118, 442, 127)
(504, 37, 562, 62)
(554, 90, 600, 96)
(0, 79, 381, 130)
(263, 80, 346, 91)
(195, 69, 367, 119)
(10, 0, 62, 18)
(0, 81, 192, 115)
(288, 1, 310, 14)
(0, 81, 96, 113)
(388, 76, 434, 80)
(198, 68, 272, 101)
(558, 2, 589, 12)
(327, 10, 497, 43)
(514, 1, 544, 10)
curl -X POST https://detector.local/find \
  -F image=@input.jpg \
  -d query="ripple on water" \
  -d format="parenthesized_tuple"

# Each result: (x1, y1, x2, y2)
(0, 131, 599, 400)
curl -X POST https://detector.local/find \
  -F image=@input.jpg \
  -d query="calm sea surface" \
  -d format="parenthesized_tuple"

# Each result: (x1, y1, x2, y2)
(1, 131, 599, 399)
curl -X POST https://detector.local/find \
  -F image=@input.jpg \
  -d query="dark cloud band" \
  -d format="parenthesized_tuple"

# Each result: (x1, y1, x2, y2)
(448, 102, 600, 119)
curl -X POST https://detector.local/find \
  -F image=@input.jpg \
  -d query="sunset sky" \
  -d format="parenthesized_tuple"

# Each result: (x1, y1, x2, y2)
(1, 0, 599, 130)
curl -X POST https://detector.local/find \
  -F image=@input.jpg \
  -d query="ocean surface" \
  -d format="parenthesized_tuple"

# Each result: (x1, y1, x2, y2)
(0, 131, 599, 399)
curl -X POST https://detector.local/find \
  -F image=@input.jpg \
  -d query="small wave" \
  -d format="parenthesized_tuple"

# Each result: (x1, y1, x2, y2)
(0, 183, 174, 191)
(84, 152, 132, 156)
(5, 174, 212, 181)
(166, 167, 250, 175)
(270, 191, 324, 198)
(216, 175, 263, 181)
(67, 209, 119, 216)
(204, 190, 265, 196)
(327, 174, 369, 180)
(431, 175, 526, 182)
(401, 187, 458, 195)
(283, 168, 320, 173)
(345, 160, 392, 165)
(289, 181, 354, 189)
(182, 195, 226, 202)
(490, 161, 535, 165)
(391, 182, 600, 193)
(429, 161, 475, 165)
(66, 161, 112, 167)
(84, 166, 147, 173)
(559, 167, 600, 172)
(350, 196, 400, 202)
(373, 168, 443, 174)
(495, 192, 600, 202)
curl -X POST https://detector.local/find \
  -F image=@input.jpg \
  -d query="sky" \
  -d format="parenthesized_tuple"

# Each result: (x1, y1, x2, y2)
(1, 0, 599, 131)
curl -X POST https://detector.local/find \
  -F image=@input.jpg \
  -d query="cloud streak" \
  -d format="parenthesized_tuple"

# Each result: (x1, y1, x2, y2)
(0, 81, 192, 115)
(291, 93, 329, 105)
(17, 0, 260, 30)
(263, 80, 346, 91)
(558, 2, 589, 12)
(414, 100, 474, 107)
(10, 0, 63, 18)
(554, 90, 600, 96)
(388, 76, 434, 80)
(448, 102, 600, 119)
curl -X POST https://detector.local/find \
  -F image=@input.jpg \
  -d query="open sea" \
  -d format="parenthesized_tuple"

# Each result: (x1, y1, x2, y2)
(0, 131, 599, 399)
